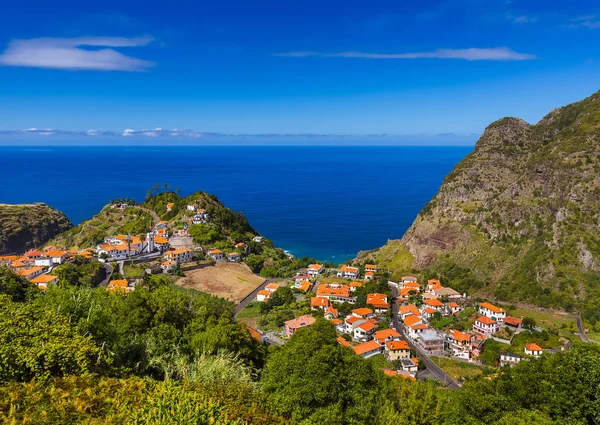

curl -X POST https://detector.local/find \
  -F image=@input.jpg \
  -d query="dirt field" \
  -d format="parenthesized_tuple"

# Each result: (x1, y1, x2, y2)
(176, 262, 264, 302)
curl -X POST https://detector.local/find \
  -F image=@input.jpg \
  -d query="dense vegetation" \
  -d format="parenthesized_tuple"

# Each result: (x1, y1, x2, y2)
(2, 265, 600, 424)
(0, 203, 72, 254)
(364, 90, 600, 330)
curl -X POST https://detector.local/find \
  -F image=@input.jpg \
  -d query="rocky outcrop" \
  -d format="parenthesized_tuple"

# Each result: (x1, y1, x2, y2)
(0, 203, 73, 254)
(368, 90, 600, 312)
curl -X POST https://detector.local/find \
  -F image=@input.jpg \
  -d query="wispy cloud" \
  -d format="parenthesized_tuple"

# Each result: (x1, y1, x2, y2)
(508, 15, 538, 24)
(0, 36, 155, 71)
(564, 15, 600, 29)
(275, 47, 536, 61)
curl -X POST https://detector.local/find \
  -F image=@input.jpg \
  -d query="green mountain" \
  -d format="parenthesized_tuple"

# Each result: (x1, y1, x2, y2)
(0, 203, 72, 254)
(364, 90, 600, 323)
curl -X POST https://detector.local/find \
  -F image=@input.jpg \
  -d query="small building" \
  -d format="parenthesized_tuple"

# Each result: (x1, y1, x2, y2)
(296, 280, 311, 292)
(373, 328, 402, 344)
(337, 336, 351, 347)
(164, 248, 194, 264)
(417, 329, 445, 355)
(17, 266, 45, 280)
(108, 279, 132, 293)
(423, 298, 444, 311)
(265, 282, 281, 293)
(353, 320, 377, 342)
(366, 293, 390, 314)
(479, 302, 506, 323)
(385, 340, 411, 361)
(337, 265, 359, 279)
(208, 249, 225, 261)
(448, 302, 461, 314)
(426, 279, 442, 293)
(166, 203, 174, 212)
(400, 304, 421, 321)
(316, 283, 356, 304)
(30, 274, 59, 290)
(504, 316, 522, 328)
(45, 250, 69, 265)
(401, 357, 419, 373)
(307, 264, 324, 277)
(324, 306, 339, 320)
(499, 352, 522, 367)
(401, 276, 419, 285)
(284, 315, 316, 338)
(365, 264, 378, 273)
(252, 236, 264, 243)
(407, 323, 429, 339)
(256, 289, 271, 302)
(351, 307, 374, 319)
(365, 271, 375, 281)
(353, 339, 384, 358)
(524, 343, 544, 358)
(34, 257, 53, 268)
(474, 315, 498, 334)
(449, 329, 472, 359)
(227, 252, 241, 262)
(186, 204, 198, 211)
(311, 297, 330, 310)
(403, 315, 423, 328)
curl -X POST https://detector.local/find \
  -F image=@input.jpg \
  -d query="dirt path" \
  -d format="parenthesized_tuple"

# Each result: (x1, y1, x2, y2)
(132, 205, 161, 225)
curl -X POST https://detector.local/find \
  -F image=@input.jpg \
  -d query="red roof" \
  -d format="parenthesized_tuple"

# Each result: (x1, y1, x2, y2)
(504, 316, 522, 326)
(525, 343, 543, 352)
(353, 340, 382, 355)
(476, 315, 496, 325)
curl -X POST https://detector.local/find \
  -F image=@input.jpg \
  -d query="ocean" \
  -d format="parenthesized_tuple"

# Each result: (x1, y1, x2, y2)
(0, 145, 471, 262)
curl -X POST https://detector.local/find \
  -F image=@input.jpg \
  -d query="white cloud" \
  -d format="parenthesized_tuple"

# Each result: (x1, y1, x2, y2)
(275, 47, 536, 61)
(511, 15, 538, 24)
(565, 15, 600, 29)
(0, 36, 155, 71)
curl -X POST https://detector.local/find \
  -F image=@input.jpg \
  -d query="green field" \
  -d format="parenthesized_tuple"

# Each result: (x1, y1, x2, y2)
(506, 305, 577, 336)
(431, 356, 485, 381)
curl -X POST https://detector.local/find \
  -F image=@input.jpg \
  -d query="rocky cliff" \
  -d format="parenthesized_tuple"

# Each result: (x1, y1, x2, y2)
(0, 203, 73, 254)
(366, 90, 600, 320)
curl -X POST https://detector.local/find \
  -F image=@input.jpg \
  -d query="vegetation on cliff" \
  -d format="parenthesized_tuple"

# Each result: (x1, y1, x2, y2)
(364, 90, 600, 326)
(0, 203, 72, 254)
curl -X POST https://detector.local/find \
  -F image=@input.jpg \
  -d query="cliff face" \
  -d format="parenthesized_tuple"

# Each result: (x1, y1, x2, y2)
(371, 90, 600, 315)
(0, 203, 73, 254)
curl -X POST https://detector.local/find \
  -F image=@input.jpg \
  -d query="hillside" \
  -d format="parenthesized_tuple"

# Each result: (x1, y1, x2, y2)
(362, 90, 600, 323)
(0, 203, 72, 254)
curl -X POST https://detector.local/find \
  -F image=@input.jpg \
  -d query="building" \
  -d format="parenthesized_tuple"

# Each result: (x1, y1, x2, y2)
(337, 265, 359, 279)
(17, 266, 45, 280)
(24, 249, 44, 259)
(423, 298, 444, 311)
(34, 257, 53, 268)
(365, 271, 375, 281)
(353, 320, 377, 342)
(284, 315, 316, 337)
(474, 315, 498, 334)
(431, 286, 461, 299)
(108, 279, 132, 293)
(256, 289, 271, 302)
(164, 249, 194, 263)
(426, 279, 442, 293)
(296, 280, 311, 292)
(227, 252, 241, 262)
(504, 316, 522, 328)
(208, 249, 225, 261)
(400, 304, 421, 321)
(479, 302, 506, 323)
(252, 236, 264, 243)
(324, 306, 339, 320)
(365, 264, 378, 273)
(30, 274, 59, 290)
(166, 203, 174, 211)
(417, 329, 445, 355)
(337, 336, 351, 347)
(307, 264, 323, 277)
(351, 307, 374, 319)
(449, 330, 472, 359)
(352, 340, 384, 358)
(401, 358, 419, 373)
(311, 297, 330, 310)
(401, 276, 418, 284)
(44, 250, 69, 265)
(385, 340, 410, 361)
(316, 283, 356, 304)
(524, 343, 544, 358)
(97, 243, 129, 261)
(366, 293, 390, 314)
(448, 302, 461, 314)
(265, 283, 281, 293)
(403, 315, 423, 328)
(499, 352, 522, 367)
(407, 324, 429, 339)
(373, 328, 402, 344)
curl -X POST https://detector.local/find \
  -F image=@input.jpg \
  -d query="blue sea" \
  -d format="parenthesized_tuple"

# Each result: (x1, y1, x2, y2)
(0, 146, 470, 262)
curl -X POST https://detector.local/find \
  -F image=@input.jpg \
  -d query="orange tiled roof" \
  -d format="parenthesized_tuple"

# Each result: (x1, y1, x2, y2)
(311, 297, 330, 307)
(331, 318, 343, 325)
(423, 307, 437, 314)
(525, 343, 543, 352)
(353, 340, 382, 356)
(476, 315, 497, 325)
(451, 330, 471, 342)
(357, 321, 376, 332)
(284, 315, 316, 329)
(400, 304, 421, 316)
(257, 289, 271, 297)
(480, 302, 505, 314)
(265, 283, 280, 290)
(30, 274, 58, 284)
(109, 279, 129, 288)
(337, 336, 351, 347)
(374, 328, 401, 340)
(366, 293, 389, 308)
(404, 315, 422, 327)
(17, 266, 43, 277)
(308, 264, 323, 271)
(45, 250, 67, 258)
(316, 283, 351, 298)
(352, 307, 373, 317)
(385, 340, 410, 351)
(424, 299, 444, 307)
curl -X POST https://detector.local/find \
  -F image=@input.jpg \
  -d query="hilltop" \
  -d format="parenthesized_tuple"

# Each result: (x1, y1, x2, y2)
(0, 203, 72, 254)
(361, 90, 600, 324)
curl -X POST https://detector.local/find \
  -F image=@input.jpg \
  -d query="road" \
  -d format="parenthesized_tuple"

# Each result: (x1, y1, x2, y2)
(388, 283, 461, 389)
(576, 315, 597, 343)
(98, 262, 114, 287)
(132, 205, 161, 225)
(234, 277, 271, 315)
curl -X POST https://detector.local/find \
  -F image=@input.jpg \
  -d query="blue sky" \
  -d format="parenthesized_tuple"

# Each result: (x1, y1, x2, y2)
(1, 0, 600, 145)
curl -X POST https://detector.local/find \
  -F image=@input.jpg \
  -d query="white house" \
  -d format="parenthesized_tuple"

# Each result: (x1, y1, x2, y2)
(499, 352, 522, 367)
(256, 289, 271, 302)
(479, 302, 506, 323)
(208, 249, 225, 261)
(353, 320, 376, 342)
(252, 236, 264, 243)
(164, 249, 194, 263)
(524, 343, 544, 358)
(192, 213, 208, 225)
(34, 257, 53, 267)
(473, 315, 498, 335)
(307, 264, 323, 277)
(227, 252, 241, 262)
(337, 265, 359, 279)
(186, 204, 198, 211)
(353, 340, 384, 358)
(401, 358, 419, 373)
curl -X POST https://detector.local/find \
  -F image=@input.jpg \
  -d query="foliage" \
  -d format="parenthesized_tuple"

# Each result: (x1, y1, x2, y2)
(0, 294, 104, 382)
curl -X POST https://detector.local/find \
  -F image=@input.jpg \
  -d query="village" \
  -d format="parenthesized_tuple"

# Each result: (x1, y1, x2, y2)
(241, 263, 574, 384)
(0, 199, 575, 386)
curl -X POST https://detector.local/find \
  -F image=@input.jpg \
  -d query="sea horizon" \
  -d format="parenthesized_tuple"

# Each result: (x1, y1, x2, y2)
(0, 144, 471, 262)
